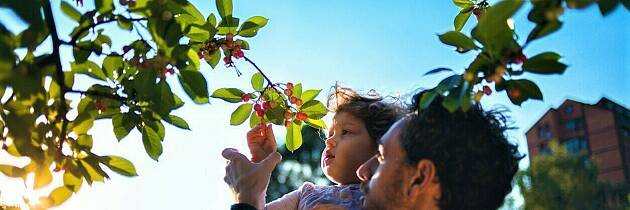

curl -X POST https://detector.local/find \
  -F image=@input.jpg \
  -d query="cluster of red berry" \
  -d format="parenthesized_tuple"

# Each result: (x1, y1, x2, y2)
(240, 82, 309, 127)
(223, 33, 244, 64)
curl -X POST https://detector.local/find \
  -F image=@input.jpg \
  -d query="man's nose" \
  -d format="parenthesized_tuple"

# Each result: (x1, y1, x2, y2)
(357, 156, 379, 182)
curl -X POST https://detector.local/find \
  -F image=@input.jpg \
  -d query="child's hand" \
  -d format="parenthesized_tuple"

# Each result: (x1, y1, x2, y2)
(246, 124, 277, 163)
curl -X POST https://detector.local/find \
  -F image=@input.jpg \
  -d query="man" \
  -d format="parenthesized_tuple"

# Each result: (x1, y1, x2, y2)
(224, 90, 524, 210)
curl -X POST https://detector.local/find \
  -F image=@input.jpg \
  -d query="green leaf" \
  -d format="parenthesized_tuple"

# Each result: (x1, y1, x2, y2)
(77, 134, 93, 150)
(49, 186, 73, 206)
(305, 118, 327, 129)
(442, 87, 461, 113)
(249, 111, 261, 128)
(72, 97, 97, 135)
(178, 70, 209, 104)
(300, 100, 328, 119)
(185, 24, 212, 42)
(163, 115, 190, 130)
(173, 45, 200, 71)
(231, 103, 253, 125)
(0, 164, 25, 178)
(142, 125, 163, 161)
(71, 61, 107, 81)
(454, 7, 473, 31)
(34, 167, 53, 189)
(217, 16, 239, 35)
(100, 156, 138, 177)
(60, 1, 81, 22)
(505, 79, 543, 105)
(598, 0, 619, 16)
(63, 170, 83, 192)
(216, 0, 233, 18)
(238, 16, 268, 37)
(522, 52, 567, 74)
(206, 49, 221, 69)
(79, 159, 107, 184)
(95, 0, 114, 15)
(419, 91, 438, 109)
(117, 16, 133, 31)
(424, 67, 454, 76)
(471, 0, 524, 56)
(434, 75, 461, 94)
(251, 72, 264, 91)
(211, 88, 244, 103)
(438, 31, 477, 53)
(453, 0, 474, 8)
(293, 83, 303, 99)
(112, 113, 138, 141)
(527, 20, 562, 43)
(286, 121, 303, 152)
(102, 56, 124, 80)
(301, 89, 321, 103)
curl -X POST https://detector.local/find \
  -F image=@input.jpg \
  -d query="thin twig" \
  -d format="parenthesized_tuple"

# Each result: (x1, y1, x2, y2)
(69, 16, 147, 45)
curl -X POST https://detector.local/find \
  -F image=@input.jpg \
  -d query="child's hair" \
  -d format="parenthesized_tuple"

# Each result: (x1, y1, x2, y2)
(326, 84, 405, 144)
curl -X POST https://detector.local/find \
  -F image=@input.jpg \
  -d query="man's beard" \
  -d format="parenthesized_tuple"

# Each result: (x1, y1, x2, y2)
(360, 170, 407, 210)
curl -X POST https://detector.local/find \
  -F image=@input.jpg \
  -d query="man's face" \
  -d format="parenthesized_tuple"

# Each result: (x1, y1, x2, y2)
(358, 120, 410, 210)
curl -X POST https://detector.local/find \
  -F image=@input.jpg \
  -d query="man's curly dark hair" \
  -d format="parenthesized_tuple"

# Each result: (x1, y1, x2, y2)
(399, 90, 525, 210)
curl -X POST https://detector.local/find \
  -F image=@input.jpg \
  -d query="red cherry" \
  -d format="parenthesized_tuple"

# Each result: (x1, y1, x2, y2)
(241, 94, 250, 102)
(513, 53, 527, 64)
(296, 99, 303, 106)
(260, 119, 267, 126)
(286, 82, 294, 90)
(254, 104, 263, 112)
(223, 56, 231, 64)
(96, 15, 104, 23)
(53, 167, 62, 172)
(483, 86, 492, 96)
(284, 119, 291, 127)
(284, 111, 292, 119)
(270, 101, 277, 108)
(296, 112, 308, 121)
(198, 51, 204, 59)
(263, 101, 271, 109)
(119, 0, 128, 5)
(284, 89, 293, 97)
(290, 96, 298, 104)
(256, 110, 264, 117)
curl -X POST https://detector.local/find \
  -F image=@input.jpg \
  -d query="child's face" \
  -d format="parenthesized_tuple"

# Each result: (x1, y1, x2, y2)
(321, 112, 378, 185)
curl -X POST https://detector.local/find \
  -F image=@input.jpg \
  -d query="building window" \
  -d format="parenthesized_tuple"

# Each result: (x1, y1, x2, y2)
(564, 104, 574, 114)
(539, 144, 551, 155)
(538, 124, 552, 140)
(565, 118, 583, 131)
(563, 137, 587, 154)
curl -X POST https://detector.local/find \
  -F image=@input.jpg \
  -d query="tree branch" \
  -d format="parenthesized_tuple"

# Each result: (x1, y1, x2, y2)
(67, 89, 129, 102)
(43, 0, 69, 154)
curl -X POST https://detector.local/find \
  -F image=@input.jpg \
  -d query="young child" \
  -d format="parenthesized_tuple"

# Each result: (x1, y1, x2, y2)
(246, 86, 404, 210)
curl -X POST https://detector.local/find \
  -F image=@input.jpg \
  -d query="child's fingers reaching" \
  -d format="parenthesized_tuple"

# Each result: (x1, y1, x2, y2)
(265, 124, 277, 147)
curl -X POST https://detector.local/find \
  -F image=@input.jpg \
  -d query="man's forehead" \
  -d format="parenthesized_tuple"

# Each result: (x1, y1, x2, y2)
(378, 119, 405, 145)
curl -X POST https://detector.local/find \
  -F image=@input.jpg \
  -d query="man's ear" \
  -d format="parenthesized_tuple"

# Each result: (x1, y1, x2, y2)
(407, 159, 439, 199)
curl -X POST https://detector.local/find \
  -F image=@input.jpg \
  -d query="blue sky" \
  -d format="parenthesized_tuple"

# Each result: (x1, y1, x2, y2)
(0, 0, 628, 209)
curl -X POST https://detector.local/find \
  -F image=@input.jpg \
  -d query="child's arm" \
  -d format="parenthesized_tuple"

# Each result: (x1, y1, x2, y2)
(264, 188, 300, 210)
(246, 124, 277, 163)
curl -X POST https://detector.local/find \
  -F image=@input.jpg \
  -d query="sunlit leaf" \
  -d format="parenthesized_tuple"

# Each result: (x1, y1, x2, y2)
(211, 88, 244, 103)
(100, 156, 138, 177)
(231, 103, 252, 125)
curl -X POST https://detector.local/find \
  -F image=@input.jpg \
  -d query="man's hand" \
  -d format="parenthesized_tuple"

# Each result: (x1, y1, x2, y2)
(246, 124, 277, 163)
(223, 148, 282, 210)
